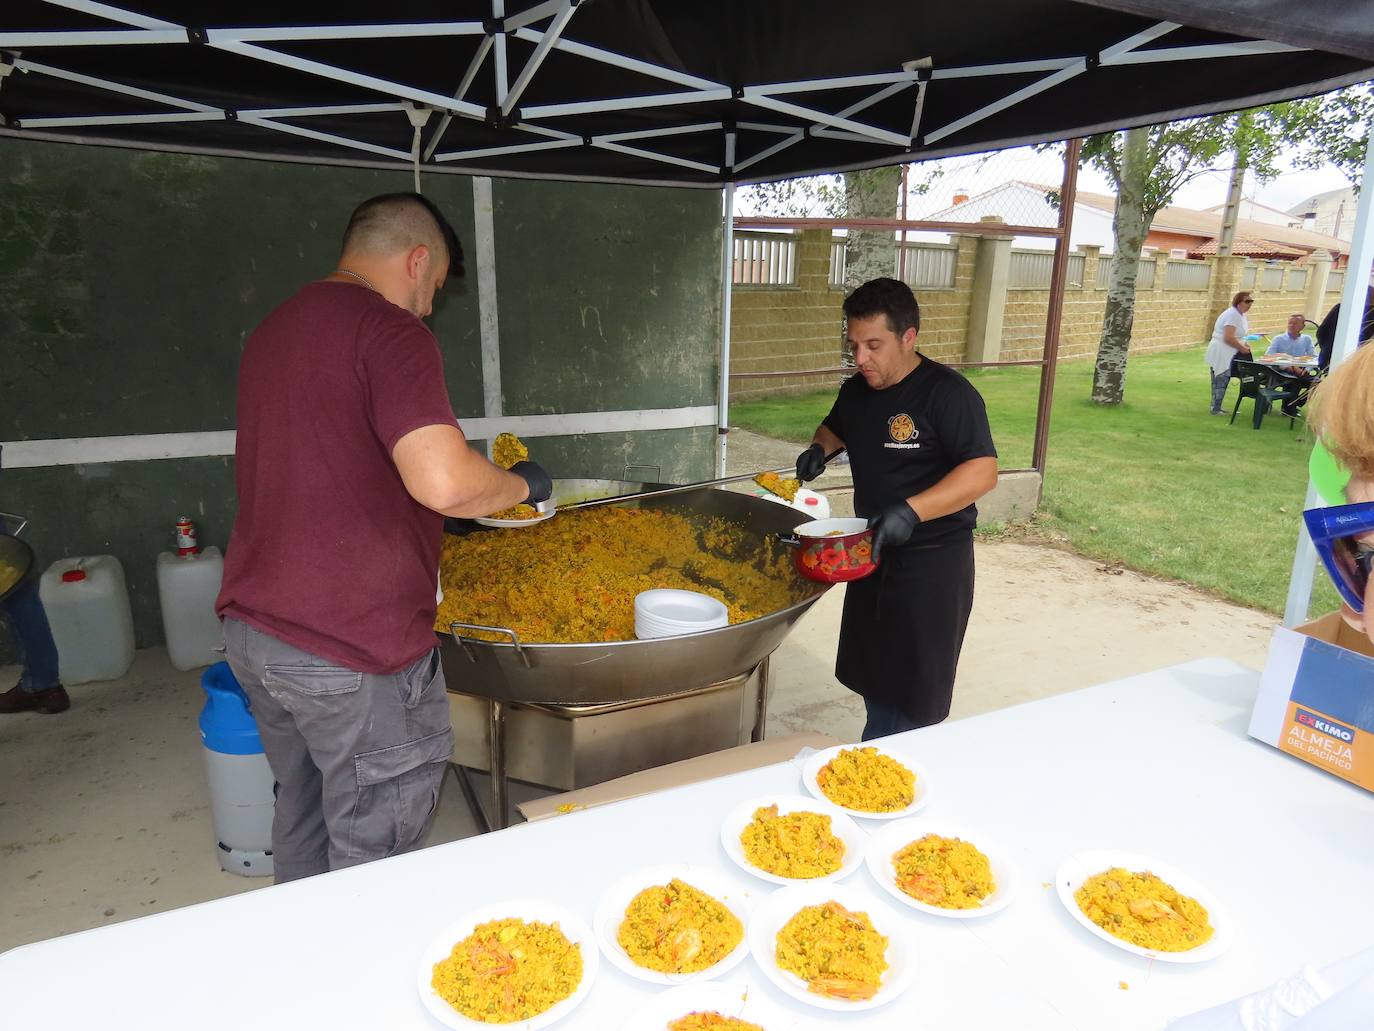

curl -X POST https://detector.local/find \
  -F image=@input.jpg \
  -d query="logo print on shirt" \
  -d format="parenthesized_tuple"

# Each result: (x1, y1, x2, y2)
(888, 414, 917, 444)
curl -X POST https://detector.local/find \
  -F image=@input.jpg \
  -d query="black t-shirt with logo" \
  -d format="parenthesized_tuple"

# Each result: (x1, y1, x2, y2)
(822, 356, 997, 544)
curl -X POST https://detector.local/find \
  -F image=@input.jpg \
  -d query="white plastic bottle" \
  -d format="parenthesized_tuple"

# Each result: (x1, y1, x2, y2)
(38, 555, 136, 684)
(157, 546, 225, 671)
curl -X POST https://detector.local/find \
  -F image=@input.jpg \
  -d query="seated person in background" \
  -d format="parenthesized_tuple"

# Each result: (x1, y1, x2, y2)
(1316, 285, 1374, 371)
(1266, 313, 1316, 361)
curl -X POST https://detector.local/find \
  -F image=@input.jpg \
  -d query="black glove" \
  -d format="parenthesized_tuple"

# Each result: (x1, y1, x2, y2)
(796, 442, 827, 483)
(511, 460, 553, 505)
(867, 502, 919, 565)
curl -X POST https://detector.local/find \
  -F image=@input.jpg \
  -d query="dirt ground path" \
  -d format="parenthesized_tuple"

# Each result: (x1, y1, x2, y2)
(725, 428, 1277, 741)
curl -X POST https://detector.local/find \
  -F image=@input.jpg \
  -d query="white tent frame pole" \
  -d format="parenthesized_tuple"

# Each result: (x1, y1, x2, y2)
(740, 91, 910, 146)
(435, 122, 721, 165)
(593, 140, 718, 174)
(1108, 41, 1303, 64)
(238, 115, 414, 160)
(434, 138, 582, 162)
(597, 122, 723, 143)
(38, 0, 176, 29)
(206, 24, 485, 43)
(493, 0, 509, 107)
(521, 89, 734, 119)
(735, 82, 910, 172)
(0, 29, 186, 46)
(501, 0, 576, 115)
(15, 57, 217, 112)
(423, 35, 494, 160)
(1282, 127, 1374, 627)
(23, 111, 224, 127)
(510, 28, 725, 91)
(240, 103, 405, 118)
(717, 131, 737, 478)
(506, 0, 566, 32)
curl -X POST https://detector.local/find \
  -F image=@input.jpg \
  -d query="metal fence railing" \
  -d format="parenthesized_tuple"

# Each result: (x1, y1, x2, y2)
(1261, 265, 1286, 291)
(899, 243, 958, 289)
(1241, 266, 1257, 289)
(1328, 270, 1346, 294)
(1006, 250, 1085, 289)
(1163, 260, 1211, 290)
(733, 230, 797, 286)
(828, 238, 846, 287)
(1287, 268, 1308, 293)
(1092, 255, 1155, 290)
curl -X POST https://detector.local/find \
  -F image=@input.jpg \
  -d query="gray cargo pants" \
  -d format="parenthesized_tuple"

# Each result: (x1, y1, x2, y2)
(222, 617, 453, 884)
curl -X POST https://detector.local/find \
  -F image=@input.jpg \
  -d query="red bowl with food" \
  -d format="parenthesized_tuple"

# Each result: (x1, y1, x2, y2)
(791, 518, 877, 583)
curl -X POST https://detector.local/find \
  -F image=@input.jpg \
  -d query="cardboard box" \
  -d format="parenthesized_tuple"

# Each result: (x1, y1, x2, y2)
(1250, 612, 1374, 792)
(517, 731, 841, 822)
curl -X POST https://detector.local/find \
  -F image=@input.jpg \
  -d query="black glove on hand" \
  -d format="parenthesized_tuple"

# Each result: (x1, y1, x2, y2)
(867, 502, 919, 565)
(511, 460, 553, 505)
(795, 442, 827, 483)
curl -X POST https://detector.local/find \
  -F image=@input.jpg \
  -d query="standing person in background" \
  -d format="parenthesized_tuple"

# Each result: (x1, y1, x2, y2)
(794, 278, 998, 740)
(1316, 286, 1374, 371)
(1205, 291, 1254, 415)
(0, 517, 68, 715)
(216, 193, 552, 883)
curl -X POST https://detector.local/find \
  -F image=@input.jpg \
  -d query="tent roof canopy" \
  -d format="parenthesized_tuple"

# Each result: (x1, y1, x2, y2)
(2, 0, 1372, 187)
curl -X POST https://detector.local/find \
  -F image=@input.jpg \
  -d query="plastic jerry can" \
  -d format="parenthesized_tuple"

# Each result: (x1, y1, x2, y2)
(199, 662, 274, 877)
(38, 555, 136, 684)
(157, 546, 225, 671)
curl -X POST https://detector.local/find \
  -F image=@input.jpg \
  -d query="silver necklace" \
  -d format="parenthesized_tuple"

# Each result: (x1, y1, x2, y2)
(333, 268, 376, 291)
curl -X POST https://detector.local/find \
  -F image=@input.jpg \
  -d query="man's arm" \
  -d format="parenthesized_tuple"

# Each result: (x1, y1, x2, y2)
(392, 424, 534, 517)
(811, 424, 845, 455)
(905, 456, 999, 522)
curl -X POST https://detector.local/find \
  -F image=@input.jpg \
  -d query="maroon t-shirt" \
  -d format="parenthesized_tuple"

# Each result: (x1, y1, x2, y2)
(216, 281, 459, 673)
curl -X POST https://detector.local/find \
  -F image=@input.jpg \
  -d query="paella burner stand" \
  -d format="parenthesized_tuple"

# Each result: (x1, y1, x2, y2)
(447, 620, 772, 833)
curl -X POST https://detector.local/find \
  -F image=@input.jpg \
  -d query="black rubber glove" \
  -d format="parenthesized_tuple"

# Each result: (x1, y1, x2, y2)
(511, 460, 553, 505)
(867, 502, 919, 565)
(795, 442, 827, 483)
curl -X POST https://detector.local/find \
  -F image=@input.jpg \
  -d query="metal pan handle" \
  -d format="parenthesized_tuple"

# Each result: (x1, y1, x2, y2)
(447, 621, 532, 668)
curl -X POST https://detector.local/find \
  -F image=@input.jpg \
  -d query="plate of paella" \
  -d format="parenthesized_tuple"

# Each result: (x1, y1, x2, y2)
(593, 864, 751, 985)
(747, 882, 916, 1012)
(418, 898, 598, 1029)
(1056, 850, 1233, 963)
(473, 503, 557, 529)
(864, 820, 1017, 918)
(720, 794, 866, 886)
(622, 979, 805, 1031)
(801, 745, 930, 820)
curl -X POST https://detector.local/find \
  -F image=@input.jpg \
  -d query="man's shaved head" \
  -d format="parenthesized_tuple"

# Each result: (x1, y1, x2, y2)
(341, 193, 463, 276)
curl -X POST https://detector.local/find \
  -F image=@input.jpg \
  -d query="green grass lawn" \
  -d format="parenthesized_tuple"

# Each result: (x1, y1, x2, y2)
(731, 347, 1340, 617)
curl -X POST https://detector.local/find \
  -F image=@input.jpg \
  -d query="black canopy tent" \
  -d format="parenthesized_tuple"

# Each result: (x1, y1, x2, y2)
(2, 1, 1373, 187)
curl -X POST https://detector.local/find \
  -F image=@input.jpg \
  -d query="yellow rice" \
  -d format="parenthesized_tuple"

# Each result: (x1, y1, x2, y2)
(486, 503, 540, 521)
(816, 747, 914, 812)
(668, 1013, 764, 1031)
(739, 804, 845, 879)
(891, 834, 995, 909)
(492, 432, 529, 469)
(617, 878, 743, 974)
(775, 900, 888, 1002)
(1075, 867, 1214, 952)
(430, 917, 582, 1023)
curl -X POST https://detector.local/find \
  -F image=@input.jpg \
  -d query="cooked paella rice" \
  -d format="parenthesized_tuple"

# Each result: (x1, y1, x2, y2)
(816, 747, 915, 812)
(775, 900, 888, 1001)
(492, 431, 529, 469)
(753, 470, 800, 502)
(438, 506, 807, 643)
(740, 804, 845, 879)
(486, 503, 540, 521)
(1074, 867, 1213, 952)
(668, 1012, 764, 1031)
(430, 917, 582, 1023)
(0, 559, 20, 597)
(617, 877, 743, 974)
(891, 834, 995, 909)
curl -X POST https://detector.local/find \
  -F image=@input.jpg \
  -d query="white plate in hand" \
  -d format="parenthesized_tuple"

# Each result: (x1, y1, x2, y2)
(747, 882, 916, 1012)
(417, 898, 597, 1030)
(801, 744, 930, 820)
(864, 819, 1017, 918)
(1055, 849, 1232, 963)
(720, 794, 865, 886)
(473, 506, 557, 528)
(592, 864, 751, 986)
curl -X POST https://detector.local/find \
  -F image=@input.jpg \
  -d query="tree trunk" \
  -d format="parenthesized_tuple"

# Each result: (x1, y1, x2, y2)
(1092, 127, 1151, 406)
(843, 166, 902, 289)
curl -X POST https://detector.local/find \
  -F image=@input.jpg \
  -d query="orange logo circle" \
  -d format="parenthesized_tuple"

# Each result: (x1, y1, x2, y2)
(888, 414, 916, 443)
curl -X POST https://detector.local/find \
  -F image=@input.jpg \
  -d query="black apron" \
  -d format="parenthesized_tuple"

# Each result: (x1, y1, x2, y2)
(835, 534, 975, 727)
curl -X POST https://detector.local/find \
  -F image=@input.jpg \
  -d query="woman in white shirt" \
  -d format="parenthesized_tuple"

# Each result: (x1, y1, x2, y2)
(1204, 291, 1254, 414)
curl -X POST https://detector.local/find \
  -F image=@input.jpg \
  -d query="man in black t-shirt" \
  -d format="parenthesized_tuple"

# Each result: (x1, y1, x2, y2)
(796, 278, 998, 740)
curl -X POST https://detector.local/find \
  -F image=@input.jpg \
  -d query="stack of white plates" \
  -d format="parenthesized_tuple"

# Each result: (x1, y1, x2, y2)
(634, 589, 729, 639)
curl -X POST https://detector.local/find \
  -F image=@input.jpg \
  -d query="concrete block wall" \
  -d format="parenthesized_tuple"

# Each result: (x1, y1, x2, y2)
(732, 237, 1346, 392)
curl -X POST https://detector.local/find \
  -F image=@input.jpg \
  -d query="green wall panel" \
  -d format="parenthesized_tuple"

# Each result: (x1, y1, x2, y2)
(491, 178, 721, 415)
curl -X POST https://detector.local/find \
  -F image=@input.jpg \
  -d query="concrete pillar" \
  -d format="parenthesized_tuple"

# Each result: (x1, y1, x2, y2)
(1153, 250, 1171, 292)
(966, 215, 1013, 364)
(1207, 255, 1247, 336)
(1080, 244, 1102, 289)
(1304, 249, 1332, 322)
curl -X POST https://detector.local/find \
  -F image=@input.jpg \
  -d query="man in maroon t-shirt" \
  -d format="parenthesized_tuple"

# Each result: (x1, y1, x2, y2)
(216, 193, 551, 883)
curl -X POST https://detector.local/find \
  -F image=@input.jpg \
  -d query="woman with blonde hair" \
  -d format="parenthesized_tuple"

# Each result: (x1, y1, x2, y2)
(1306, 343, 1374, 641)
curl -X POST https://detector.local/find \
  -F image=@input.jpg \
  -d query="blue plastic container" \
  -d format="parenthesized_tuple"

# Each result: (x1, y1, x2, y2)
(199, 662, 275, 876)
